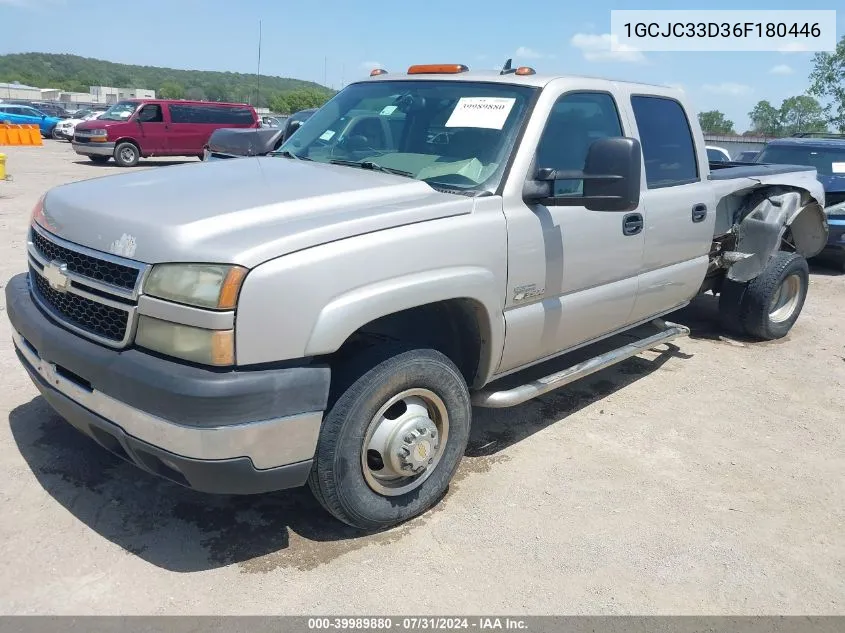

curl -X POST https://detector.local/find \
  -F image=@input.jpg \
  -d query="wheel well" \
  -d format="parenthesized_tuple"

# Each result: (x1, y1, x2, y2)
(114, 138, 140, 152)
(331, 299, 485, 385)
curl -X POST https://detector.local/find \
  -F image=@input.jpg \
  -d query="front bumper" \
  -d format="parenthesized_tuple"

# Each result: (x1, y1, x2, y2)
(6, 273, 330, 494)
(72, 141, 114, 157)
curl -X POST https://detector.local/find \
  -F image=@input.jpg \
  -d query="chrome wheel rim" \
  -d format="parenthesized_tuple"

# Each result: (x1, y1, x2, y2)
(119, 146, 136, 163)
(769, 273, 802, 323)
(361, 388, 449, 497)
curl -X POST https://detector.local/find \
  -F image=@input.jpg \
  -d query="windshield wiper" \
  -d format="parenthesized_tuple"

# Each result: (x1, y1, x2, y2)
(329, 159, 413, 178)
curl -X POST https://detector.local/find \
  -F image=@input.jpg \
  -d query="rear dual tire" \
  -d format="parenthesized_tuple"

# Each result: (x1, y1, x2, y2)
(719, 251, 809, 340)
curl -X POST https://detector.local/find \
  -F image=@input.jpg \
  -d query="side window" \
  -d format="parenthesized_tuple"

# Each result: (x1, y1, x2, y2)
(169, 104, 188, 123)
(170, 105, 254, 125)
(631, 95, 699, 188)
(536, 92, 623, 196)
(137, 104, 163, 123)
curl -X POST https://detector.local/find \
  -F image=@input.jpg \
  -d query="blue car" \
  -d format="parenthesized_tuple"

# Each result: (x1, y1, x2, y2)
(0, 103, 62, 138)
(755, 135, 845, 271)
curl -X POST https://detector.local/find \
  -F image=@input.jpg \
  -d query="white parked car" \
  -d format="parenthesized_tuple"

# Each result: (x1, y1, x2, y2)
(706, 145, 732, 162)
(54, 109, 104, 141)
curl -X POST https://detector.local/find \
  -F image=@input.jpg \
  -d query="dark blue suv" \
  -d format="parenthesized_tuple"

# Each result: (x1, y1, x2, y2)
(755, 134, 845, 271)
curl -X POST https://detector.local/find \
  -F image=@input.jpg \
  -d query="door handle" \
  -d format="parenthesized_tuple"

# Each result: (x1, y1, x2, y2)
(692, 203, 708, 223)
(622, 212, 643, 236)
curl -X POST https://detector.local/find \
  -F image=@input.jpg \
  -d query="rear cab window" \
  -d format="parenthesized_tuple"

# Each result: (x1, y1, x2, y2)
(630, 95, 700, 188)
(756, 143, 845, 177)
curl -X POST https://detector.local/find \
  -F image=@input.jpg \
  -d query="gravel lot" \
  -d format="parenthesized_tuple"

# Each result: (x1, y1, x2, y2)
(0, 142, 843, 615)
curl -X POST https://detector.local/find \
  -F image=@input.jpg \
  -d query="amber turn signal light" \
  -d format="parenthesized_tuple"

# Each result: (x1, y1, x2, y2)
(407, 64, 469, 74)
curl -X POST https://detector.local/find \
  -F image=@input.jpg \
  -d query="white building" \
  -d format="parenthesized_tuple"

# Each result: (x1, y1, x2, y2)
(90, 86, 156, 104)
(0, 81, 42, 101)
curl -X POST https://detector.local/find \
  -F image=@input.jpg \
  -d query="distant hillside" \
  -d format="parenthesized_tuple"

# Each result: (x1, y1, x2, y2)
(0, 52, 335, 111)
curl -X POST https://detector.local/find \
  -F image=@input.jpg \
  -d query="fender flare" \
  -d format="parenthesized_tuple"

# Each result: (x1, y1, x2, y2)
(304, 266, 504, 380)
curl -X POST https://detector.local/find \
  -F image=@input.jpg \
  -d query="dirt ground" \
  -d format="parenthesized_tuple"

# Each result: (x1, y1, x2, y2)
(0, 142, 842, 615)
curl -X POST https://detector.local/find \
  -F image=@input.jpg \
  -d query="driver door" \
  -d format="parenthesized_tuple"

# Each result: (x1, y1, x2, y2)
(497, 90, 645, 373)
(133, 103, 169, 155)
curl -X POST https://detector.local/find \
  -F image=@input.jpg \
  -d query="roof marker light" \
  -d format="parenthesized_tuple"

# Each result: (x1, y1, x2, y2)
(514, 66, 536, 76)
(370, 68, 388, 76)
(407, 64, 469, 74)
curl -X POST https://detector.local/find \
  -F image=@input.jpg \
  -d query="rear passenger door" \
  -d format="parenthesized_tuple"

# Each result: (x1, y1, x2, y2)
(624, 93, 716, 322)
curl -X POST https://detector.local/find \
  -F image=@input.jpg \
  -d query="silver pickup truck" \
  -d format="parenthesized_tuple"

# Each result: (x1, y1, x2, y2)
(6, 62, 827, 531)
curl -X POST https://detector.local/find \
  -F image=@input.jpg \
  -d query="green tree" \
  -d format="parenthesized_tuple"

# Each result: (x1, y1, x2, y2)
(185, 86, 206, 101)
(0, 52, 336, 105)
(698, 110, 735, 134)
(748, 100, 782, 136)
(778, 95, 827, 135)
(809, 34, 845, 132)
(205, 83, 228, 101)
(268, 93, 289, 114)
(158, 80, 185, 99)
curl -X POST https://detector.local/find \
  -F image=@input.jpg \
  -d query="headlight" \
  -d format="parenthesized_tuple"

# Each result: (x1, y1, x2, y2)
(89, 128, 108, 136)
(136, 315, 234, 366)
(144, 263, 247, 310)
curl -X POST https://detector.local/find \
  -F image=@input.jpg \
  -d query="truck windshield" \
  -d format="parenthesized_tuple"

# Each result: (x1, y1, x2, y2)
(98, 101, 139, 121)
(756, 144, 845, 176)
(276, 80, 538, 193)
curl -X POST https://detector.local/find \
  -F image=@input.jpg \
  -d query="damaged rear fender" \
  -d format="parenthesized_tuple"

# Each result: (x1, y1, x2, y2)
(726, 189, 828, 282)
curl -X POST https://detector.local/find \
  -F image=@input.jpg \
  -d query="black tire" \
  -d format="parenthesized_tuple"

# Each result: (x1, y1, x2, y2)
(719, 251, 809, 340)
(50, 127, 61, 140)
(718, 278, 747, 336)
(113, 141, 140, 167)
(308, 345, 471, 531)
(88, 155, 110, 164)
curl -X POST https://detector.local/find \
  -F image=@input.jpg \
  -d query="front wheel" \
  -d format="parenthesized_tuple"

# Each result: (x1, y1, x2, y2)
(719, 251, 809, 340)
(113, 141, 140, 167)
(308, 346, 471, 531)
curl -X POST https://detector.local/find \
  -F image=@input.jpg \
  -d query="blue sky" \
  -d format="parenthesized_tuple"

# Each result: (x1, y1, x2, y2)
(1, 0, 842, 131)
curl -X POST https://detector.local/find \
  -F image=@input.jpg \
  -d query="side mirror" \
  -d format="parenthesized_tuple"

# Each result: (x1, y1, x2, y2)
(524, 137, 642, 212)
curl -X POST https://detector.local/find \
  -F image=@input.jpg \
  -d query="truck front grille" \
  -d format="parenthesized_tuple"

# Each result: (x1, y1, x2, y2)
(31, 229, 140, 290)
(30, 267, 129, 342)
(26, 224, 148, 349)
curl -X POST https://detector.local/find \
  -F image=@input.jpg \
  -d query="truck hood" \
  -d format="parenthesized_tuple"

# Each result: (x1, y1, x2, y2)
(36, 157, 475, 267)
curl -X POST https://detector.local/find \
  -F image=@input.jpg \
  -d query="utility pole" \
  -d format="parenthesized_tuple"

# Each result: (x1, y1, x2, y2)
(324, 57, 327, 86)
(256, 20, 262, 106)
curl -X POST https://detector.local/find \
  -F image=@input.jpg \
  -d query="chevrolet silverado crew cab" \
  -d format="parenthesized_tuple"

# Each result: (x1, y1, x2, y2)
(6, 62, 828, 531)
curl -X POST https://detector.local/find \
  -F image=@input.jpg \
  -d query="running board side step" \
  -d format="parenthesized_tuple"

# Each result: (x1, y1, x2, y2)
(472, 319, 690, 408)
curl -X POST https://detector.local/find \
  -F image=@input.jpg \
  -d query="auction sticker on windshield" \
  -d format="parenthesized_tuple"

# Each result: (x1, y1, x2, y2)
(445, 97, 516, 129)
(832, 162, 845, 174)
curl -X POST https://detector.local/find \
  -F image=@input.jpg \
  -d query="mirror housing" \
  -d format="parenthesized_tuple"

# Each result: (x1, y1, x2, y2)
(524, 136, 642, 212)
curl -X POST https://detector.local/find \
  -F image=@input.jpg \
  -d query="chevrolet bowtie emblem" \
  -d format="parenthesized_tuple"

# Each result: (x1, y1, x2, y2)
(43, 260, 69, 292)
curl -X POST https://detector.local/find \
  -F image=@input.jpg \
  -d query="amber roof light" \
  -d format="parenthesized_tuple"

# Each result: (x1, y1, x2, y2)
(407, 64, 469, 74)
(370, 68, 388, 76)
(514, 66, 536, 75)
